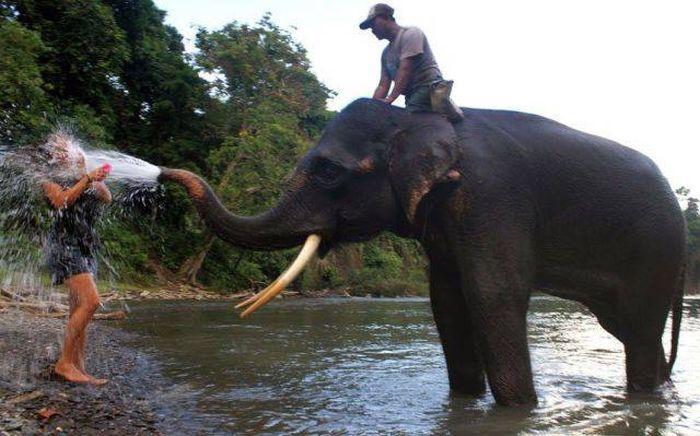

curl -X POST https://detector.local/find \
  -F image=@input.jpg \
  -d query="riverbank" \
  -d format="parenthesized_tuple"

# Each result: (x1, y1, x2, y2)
(104, 282, 355, 302)
(0, 284, 357, 434)
(0, 310, 170, 434)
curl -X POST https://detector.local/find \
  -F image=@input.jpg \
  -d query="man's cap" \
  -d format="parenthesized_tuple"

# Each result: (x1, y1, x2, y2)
(359, 3, 394, 30)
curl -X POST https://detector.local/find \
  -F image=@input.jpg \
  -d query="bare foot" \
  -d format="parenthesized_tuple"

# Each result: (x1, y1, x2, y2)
(54, 361, 108, 385)
(85, 375, 109, 386)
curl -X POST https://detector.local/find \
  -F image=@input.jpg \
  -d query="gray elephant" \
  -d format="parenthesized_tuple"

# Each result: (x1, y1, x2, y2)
(159, 98, 685, 406)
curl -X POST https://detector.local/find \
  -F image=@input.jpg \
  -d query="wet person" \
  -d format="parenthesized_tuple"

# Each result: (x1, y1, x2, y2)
(40, 133, 112, 385)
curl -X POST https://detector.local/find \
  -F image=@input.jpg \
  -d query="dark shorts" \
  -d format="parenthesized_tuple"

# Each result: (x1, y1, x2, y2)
(405, 86, 432, 113)
(47, 245, 98, 286)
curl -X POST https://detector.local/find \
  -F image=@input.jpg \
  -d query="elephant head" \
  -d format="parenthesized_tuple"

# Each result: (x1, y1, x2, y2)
(159, 98, 461, 315)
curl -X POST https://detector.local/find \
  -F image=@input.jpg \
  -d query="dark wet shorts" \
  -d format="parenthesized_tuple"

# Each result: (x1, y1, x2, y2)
(47, 245, 98, 286)
(405, 86, 432, 113)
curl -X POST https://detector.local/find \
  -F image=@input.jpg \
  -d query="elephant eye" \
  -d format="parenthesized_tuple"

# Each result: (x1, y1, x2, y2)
(315, 160, 343, 182)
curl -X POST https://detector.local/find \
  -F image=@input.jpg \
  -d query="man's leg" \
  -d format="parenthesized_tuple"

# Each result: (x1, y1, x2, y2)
(405, 86, 432, 112)
(54, 273, 107, 385)
(425, 80, 465, 122)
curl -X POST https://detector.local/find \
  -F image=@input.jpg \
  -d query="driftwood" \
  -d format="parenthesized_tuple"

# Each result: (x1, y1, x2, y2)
(1, 290, 126, 320)
(94, 311, 127, 320)
(229, 291, 254, 299)
(100, 292, 118, 302)
(30, 310, 127, 321)
(0, 300, 69, 312)
(6, 390, 45, 405)
(0, 288, 28, 302)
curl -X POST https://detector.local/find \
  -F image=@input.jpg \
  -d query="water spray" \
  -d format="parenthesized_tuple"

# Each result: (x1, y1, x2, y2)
(0, 131, 165, 309)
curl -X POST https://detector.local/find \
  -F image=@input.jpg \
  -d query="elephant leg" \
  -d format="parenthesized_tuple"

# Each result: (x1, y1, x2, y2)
(624, 338, 667, 392)
(538, 265, 670, 390)
(619, 263, 678, 392)
(622, 280, 672, 391)
(591, 299, 667, 391)
(587, 300, 667, 391)
(460, 235, 537, 406)
(546, 269, 671, 392)
(466, 281, 536, 405)
(428, 259, 485, 396)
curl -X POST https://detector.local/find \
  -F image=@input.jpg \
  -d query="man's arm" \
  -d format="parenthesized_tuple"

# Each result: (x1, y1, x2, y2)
(383, 27, 426, 104)
(42, 167, 108, 210)
(372, 63, 391, 100)
(43, 177, 91, 210)
(92, 181, 112, 204)
(383, 56, 415, 104)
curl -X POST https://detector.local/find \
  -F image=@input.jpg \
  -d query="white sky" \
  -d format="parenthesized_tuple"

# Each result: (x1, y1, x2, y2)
(154, 0, 700, 195)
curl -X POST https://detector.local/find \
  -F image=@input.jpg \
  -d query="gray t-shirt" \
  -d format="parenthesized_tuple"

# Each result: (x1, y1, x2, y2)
(381, 26, 442, 96)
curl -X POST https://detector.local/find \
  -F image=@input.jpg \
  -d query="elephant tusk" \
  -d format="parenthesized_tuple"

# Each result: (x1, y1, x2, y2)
(239, 234, 321, 318)
(235, 279, 279, 309)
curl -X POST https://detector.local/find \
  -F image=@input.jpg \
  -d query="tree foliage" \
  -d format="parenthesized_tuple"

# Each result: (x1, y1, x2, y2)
(0, 19, 49, 142)
(677, 187, 700, 293)
(0, 1, 427, 295)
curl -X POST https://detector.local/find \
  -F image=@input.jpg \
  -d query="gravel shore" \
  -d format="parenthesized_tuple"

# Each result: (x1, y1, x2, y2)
(0, 309, 172, 434)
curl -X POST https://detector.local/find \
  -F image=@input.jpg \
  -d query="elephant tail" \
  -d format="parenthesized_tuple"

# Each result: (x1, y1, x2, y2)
(668, 262, 685, 374)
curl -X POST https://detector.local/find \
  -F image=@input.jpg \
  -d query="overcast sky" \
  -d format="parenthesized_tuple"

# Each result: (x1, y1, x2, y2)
(154, 0, 699, 196)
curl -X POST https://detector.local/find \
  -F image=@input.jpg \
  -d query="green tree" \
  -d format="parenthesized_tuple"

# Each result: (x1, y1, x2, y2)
(175, 15, 333, 287)
(0, 19, 50, 142)
(105, 0, 214, 170)
(676, 186, 700, 294)
(8, 0, 130, 137)
(0, 4, 428, 297)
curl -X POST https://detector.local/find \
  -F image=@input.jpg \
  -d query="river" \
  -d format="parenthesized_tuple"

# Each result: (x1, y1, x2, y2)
(118, 295, 700, 434)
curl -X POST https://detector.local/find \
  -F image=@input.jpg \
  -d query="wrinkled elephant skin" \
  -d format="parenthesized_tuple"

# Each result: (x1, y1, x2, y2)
(159, 98, 685, 406)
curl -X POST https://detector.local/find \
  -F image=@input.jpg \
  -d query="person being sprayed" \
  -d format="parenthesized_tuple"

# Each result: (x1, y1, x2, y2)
(40, 132, 112, 385)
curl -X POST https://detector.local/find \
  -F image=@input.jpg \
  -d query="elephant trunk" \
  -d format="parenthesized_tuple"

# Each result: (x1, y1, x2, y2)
(159, 167, 323, 317)
(158, 167, 309, 250)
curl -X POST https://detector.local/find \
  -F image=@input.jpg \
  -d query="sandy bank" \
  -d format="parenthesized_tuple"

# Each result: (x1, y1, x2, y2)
(0, 310, 173, 434)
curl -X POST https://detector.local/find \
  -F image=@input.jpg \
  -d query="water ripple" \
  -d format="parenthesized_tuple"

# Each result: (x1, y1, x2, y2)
(121, 296, 700, 434)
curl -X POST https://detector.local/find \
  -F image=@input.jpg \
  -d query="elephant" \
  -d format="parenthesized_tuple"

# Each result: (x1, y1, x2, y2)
(158, 98, 685, 406)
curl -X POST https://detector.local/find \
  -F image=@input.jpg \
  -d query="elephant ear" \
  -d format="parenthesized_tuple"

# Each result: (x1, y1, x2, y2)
(387, 112, 460, 224)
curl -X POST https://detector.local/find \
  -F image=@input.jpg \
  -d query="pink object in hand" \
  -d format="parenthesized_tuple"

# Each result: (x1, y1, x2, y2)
(101, 163, 112, 174)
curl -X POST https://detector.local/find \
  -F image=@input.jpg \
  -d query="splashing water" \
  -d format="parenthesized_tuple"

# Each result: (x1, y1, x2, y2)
(0, 130, 164, 314)
(0, 129, 167, 383)
(85, 150, 161, 184)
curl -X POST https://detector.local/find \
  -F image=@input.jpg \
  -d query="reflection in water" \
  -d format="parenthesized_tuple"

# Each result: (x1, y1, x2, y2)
(120, 296, 700, 434)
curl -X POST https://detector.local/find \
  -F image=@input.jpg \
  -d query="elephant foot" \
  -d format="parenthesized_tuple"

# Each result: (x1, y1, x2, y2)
(447, 372, 487, 397)
(625, 339, 668, 393)
(491, 388, 538, 407)
(487, 366, 538, 406)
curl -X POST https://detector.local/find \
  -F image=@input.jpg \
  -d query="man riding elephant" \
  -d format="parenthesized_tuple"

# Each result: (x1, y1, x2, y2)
(360, 3, 463, 121)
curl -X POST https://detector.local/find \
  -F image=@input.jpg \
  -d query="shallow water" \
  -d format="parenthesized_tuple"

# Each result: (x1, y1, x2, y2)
(120, 295, 700, 434)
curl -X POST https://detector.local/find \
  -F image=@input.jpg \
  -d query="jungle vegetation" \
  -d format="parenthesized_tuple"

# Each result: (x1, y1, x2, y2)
(0, 0, 697, 295)
(0, 0, 426, 296)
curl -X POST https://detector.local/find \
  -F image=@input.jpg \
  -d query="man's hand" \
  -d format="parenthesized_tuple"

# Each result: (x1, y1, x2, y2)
(87, 166, 108, 182)
(91, 181, 112, 204)
(384, 57, 415, 104)
(372, 61, 391, 100)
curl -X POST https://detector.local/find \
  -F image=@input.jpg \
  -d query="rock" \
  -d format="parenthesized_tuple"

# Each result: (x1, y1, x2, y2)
(1, 418, 24, 431)
(6, 390, 44, 405)
(38, 407, 58, 421)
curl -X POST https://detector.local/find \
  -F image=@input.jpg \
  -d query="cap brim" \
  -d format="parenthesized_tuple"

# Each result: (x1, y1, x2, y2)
(359, 18, 373, 30)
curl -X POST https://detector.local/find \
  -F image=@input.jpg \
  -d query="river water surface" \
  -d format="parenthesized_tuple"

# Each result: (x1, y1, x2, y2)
(120, 296, 700, 434)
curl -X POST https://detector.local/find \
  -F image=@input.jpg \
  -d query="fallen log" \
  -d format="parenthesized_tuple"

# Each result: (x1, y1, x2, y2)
(100, 292, 118, 302)
(6, 390, 45, 405)
(94, 310, 127, 320)
(0, 288, 28, 302)
(31, 310, 127, 321)
(0, 300, 69, 312)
